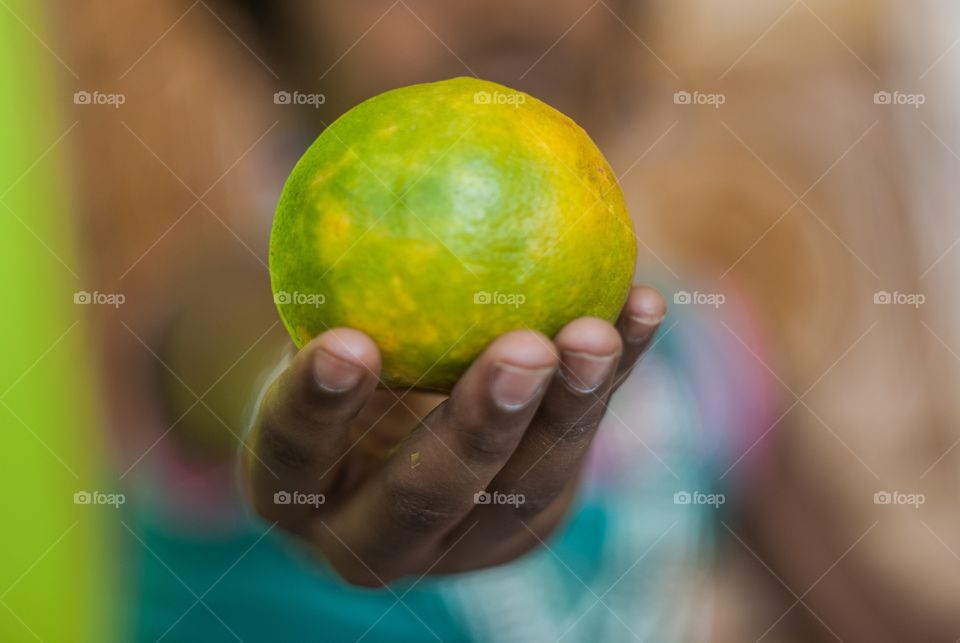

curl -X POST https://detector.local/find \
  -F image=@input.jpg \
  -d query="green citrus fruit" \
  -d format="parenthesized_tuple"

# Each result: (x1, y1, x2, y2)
(270, 77, 636, 391)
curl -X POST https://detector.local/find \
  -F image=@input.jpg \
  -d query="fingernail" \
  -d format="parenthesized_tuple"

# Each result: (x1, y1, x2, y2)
(560, 350, 618, 394)
(314, 348, 363, 393)
(626, 314, 663, 344)
(491, 363, 553, 410)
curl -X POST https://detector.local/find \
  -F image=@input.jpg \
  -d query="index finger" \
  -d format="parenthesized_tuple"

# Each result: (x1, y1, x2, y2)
(243, 328, 380, 530)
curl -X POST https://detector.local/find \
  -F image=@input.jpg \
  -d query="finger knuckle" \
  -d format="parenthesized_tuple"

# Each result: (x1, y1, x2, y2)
(260, 424, 317, 470)
(457, 425, 520, 463)
(383, 478, 464, 533)
(541, 413, 599, 444)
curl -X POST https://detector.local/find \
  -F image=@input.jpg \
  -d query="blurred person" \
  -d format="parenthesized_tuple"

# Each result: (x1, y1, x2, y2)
(51, 0, 960, 642)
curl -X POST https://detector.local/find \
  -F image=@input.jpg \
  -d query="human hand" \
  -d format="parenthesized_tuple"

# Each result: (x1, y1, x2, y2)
(242, 285, 665, 586)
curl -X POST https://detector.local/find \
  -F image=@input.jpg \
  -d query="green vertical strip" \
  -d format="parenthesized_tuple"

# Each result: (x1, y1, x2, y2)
(0, 3, 112, 642)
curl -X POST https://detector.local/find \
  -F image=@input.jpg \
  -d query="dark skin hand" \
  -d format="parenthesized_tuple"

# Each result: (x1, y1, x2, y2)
(242, 285, 665, 587)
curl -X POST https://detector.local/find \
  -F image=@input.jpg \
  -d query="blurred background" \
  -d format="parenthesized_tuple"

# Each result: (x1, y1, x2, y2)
(2, 0, 960, 641)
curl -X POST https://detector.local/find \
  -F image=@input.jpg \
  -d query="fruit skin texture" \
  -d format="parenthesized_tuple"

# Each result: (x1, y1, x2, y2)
(270, 77, 636, 391)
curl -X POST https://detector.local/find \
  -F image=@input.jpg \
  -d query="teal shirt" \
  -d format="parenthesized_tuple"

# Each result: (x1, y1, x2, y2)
(129, 502, 617, 642)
